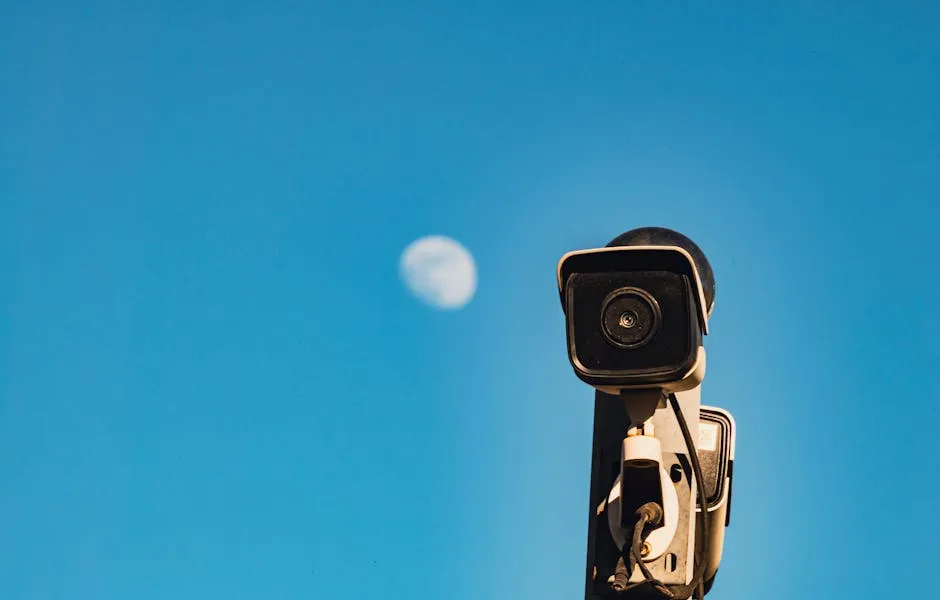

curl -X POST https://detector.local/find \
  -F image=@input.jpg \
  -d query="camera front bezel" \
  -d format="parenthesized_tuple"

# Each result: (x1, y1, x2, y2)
(557, 246, 710, 391)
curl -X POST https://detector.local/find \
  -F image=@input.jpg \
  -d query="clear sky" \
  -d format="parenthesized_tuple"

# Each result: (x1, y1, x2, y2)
(2, 2, 938, 599)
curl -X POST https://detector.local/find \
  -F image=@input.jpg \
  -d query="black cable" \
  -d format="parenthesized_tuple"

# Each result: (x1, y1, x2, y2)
(666, 392, 711, 600)
(612, 503, 671, 596)
(630, 503, 661, 582)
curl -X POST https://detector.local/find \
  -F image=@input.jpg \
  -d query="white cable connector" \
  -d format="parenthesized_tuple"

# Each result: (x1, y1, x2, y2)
(622, 431, 662, 468)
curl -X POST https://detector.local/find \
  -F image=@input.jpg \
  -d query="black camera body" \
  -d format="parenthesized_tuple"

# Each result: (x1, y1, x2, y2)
(557, 245, 710, 394)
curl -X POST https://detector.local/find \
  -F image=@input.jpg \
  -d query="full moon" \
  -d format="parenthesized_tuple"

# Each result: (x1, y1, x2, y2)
(399, 235, 477, 310)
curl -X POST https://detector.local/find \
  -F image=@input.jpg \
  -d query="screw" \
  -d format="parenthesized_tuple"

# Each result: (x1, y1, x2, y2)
(670, 464, 683, 483)
(641, 541, 651, 557)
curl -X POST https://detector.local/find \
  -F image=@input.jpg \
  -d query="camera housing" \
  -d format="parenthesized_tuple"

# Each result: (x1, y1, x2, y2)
(557, 245, 710, 394)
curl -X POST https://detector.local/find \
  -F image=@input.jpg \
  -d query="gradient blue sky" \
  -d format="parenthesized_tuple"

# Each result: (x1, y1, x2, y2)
(2, 2, 939, 599)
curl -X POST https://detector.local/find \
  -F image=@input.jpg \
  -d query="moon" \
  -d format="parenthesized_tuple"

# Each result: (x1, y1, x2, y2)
(399, 235, 477, 310)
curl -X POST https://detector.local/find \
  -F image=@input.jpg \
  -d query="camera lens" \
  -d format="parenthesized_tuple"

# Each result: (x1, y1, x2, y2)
(618, 311, 638, 328)
(600, 287, 660, 349)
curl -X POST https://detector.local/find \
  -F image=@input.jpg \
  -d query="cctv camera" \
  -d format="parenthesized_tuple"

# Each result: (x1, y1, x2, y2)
(557, 228, 713, 395)
(561, 227, 735, 599)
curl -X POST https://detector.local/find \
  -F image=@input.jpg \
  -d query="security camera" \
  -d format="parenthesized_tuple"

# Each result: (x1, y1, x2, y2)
(557, 228, 714, 395)
(558, 227, 735, 600)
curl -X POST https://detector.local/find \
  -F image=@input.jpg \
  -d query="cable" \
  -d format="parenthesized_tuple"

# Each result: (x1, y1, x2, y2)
(631, 505, 672, 598)
(666, 392, 711, 600)
(611, 503, 671, 597)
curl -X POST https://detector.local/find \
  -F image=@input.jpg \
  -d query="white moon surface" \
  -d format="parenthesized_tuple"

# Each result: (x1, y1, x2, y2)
(399, 235, 477, 310)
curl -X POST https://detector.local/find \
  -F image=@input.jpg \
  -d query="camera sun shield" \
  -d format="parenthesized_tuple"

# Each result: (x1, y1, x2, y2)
(557, 246, 709, 393)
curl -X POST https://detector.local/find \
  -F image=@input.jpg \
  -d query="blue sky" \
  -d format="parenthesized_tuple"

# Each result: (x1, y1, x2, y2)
(1, 1, 938, 598)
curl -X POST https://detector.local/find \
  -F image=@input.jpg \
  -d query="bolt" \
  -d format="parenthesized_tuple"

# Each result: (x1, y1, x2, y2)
(670, 464, 683, 483)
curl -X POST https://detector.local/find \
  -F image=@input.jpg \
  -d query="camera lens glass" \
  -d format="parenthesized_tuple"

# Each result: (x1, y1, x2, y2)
(600, 287, 660, 349)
